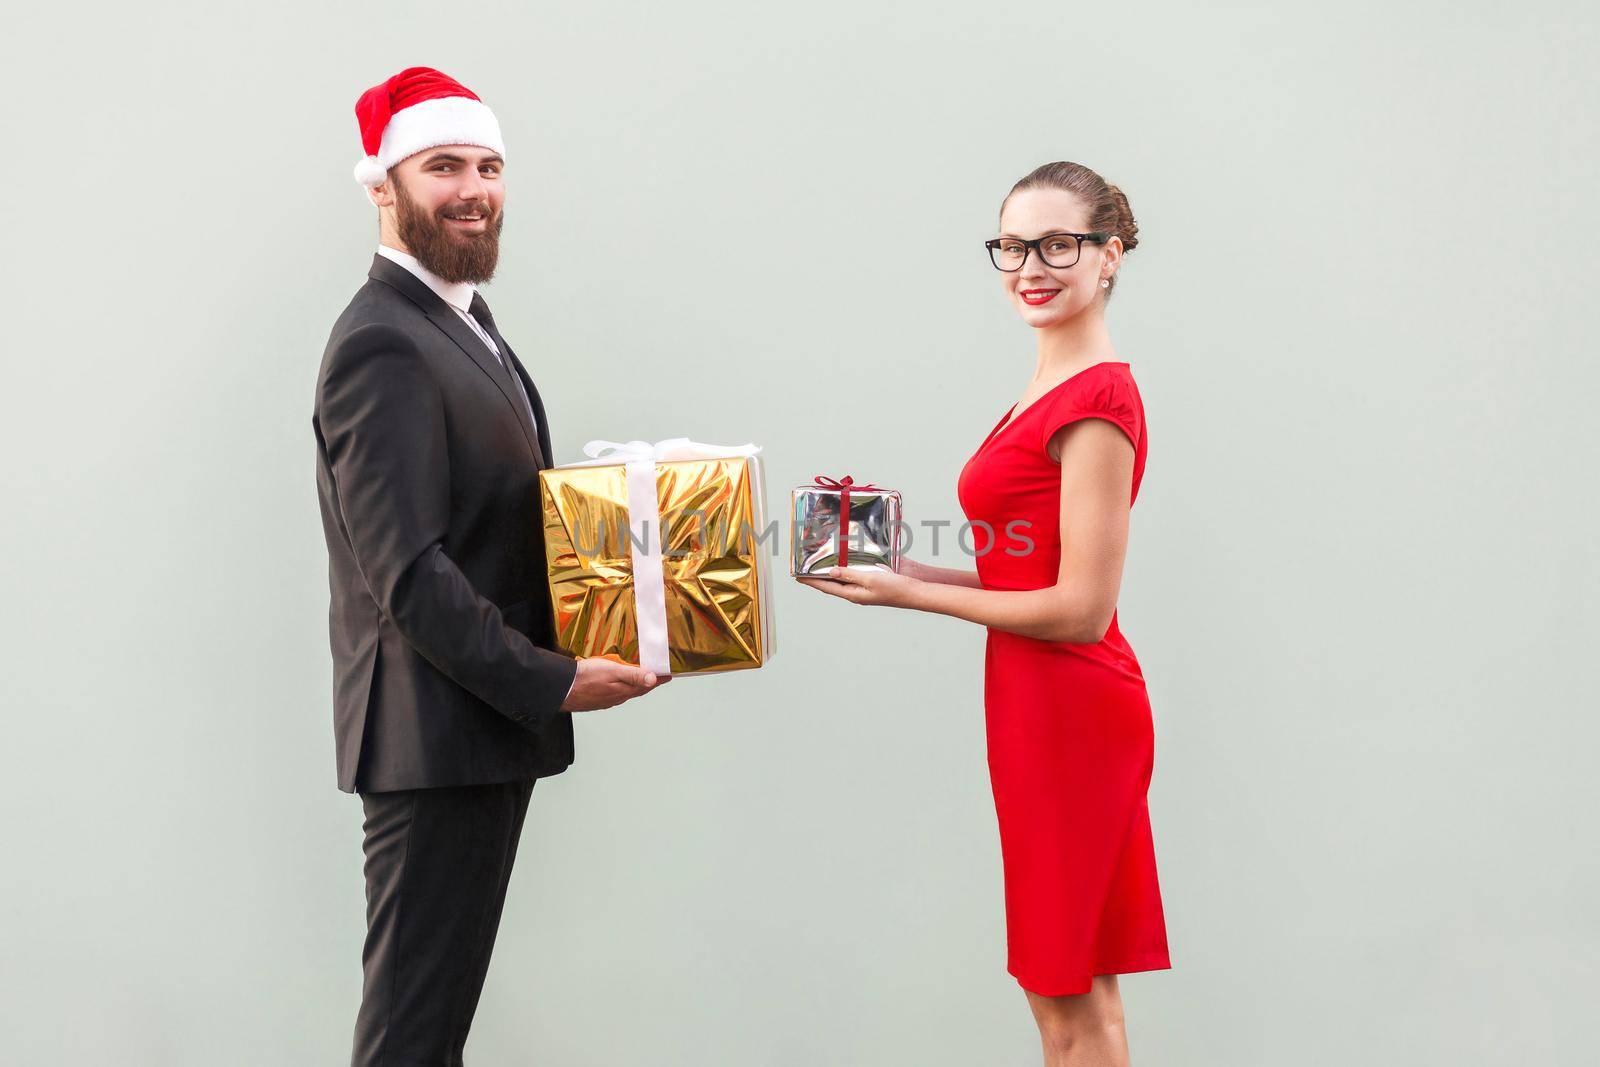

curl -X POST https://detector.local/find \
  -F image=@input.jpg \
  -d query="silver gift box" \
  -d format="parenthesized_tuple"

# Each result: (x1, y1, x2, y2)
(790, 479, 903, 576)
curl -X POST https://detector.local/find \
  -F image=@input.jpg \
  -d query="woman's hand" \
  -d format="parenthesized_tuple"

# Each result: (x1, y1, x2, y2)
(796, 566, 921, 608)
(893, 556, 923, 582)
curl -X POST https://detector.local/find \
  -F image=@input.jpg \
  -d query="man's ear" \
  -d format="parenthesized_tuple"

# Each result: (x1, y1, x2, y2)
(367, 182, 395, 208)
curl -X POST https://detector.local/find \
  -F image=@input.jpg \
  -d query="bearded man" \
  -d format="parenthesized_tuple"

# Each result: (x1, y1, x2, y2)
(312, 66, 665, 1066)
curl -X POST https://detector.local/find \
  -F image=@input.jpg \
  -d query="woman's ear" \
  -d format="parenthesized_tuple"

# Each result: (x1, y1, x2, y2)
(1101, 237, 1123, 276)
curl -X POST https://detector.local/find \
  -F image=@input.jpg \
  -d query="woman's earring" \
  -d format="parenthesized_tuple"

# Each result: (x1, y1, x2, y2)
(1101, 278, 1110, 288)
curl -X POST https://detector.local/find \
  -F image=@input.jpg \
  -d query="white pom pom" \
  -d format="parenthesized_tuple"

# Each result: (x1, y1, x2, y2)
(352, 156, 388, 186)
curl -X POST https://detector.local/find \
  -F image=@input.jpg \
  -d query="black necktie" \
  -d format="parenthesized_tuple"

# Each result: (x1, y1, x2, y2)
(468, 294, 538, 434)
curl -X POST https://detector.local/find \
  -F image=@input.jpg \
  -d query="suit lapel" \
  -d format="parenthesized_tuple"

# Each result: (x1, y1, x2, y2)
(368, 254, 544, 464)
(500, 340, 553, 471)
(426, 306, 544, 463)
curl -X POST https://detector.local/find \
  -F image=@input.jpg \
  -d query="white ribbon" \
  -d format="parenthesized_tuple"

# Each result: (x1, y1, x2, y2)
(571, 438, 763, 467)
(562, 439, 766, 677)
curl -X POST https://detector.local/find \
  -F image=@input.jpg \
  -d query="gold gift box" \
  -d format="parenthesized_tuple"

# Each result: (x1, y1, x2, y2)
(539, 451, 776, 676)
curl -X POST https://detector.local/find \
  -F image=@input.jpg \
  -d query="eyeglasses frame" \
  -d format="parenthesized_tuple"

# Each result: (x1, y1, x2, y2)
(984, 230, 1112, 272)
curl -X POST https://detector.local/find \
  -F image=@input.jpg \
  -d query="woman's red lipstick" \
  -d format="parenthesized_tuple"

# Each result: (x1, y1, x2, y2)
(1020, 288, 1061, 306)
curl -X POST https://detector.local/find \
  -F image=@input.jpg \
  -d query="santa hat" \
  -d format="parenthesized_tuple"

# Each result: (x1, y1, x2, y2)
(351, 66, 505, 186)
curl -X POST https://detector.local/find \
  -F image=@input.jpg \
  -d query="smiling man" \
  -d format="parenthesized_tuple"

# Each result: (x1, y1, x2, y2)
(313, 66, 664, 1066)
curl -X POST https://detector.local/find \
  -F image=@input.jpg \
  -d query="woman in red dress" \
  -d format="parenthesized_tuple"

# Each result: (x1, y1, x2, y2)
(800, 161, 1169, 1066)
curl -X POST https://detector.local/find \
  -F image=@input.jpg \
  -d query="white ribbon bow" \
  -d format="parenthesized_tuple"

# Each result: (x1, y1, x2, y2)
(572, 438, 763, 466)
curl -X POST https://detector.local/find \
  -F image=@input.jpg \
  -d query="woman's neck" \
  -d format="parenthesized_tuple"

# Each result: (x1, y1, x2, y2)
(1031, 307, 1117, 382)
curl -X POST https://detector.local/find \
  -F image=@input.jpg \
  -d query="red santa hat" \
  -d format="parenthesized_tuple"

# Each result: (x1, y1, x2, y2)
(351, 66, 505, 186)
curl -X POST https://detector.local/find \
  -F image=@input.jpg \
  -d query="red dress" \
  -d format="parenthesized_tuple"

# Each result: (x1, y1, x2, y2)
(956, 360, 1170, 996)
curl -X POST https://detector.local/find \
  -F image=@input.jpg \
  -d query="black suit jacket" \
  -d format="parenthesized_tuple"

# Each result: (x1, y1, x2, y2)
(313, 253, 578, 793)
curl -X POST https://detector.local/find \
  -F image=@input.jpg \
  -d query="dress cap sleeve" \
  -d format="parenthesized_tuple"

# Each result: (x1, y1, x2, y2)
(1037, 364, 1143, 457)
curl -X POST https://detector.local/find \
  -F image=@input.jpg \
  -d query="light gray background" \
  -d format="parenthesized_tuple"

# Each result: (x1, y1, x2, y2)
(2, 2, 1596, 1064)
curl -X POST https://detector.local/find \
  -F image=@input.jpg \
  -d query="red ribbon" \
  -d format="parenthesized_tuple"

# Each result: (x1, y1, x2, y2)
(809, 475, 881, 568)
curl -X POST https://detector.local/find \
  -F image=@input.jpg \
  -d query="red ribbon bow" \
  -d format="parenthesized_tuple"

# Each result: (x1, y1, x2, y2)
(809, 475, 880, 568)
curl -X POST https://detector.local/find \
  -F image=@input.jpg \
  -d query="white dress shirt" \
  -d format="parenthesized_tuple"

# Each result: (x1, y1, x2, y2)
(376, 244, 576, 705)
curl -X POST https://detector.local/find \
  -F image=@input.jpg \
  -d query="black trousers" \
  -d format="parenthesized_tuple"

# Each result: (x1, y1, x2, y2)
(352, 779, 537, 1067)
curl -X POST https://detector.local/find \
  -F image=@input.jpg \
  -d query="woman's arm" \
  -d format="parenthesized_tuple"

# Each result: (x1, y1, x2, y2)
(799, 418, 1133, 644)
(898, 556, 985, 588)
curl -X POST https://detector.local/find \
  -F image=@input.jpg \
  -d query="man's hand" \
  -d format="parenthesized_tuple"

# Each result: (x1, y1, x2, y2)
(560, 656, 670, 711)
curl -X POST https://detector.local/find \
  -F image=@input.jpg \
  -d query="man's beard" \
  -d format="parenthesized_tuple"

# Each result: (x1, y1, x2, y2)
(393, 174, 504, 285)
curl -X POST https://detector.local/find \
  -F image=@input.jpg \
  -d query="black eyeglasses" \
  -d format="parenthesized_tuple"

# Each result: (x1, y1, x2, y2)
(985, 231, 1111, 271)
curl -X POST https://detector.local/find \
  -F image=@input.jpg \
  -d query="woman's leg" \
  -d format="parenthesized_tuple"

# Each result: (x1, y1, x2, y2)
(1025, 974, 1130, 1067)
